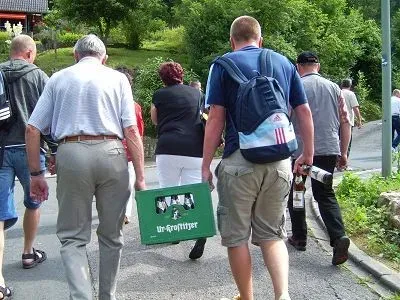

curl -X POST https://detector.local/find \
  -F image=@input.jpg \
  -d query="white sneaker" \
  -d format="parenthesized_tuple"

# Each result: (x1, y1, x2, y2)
(278, 293, 291, 300)
(220, 295, 241, 300)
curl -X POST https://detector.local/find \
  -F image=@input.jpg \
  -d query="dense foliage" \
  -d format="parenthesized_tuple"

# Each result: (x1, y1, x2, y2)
(44, 0, 400, 122)
(181, 0, 382, 103)
(55, 0, 138, 42)
(336, 172, 400, 267)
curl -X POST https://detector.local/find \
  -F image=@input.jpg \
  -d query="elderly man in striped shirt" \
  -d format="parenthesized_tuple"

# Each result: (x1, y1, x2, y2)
(288, 51, 351, 266)
(25, 34, 145, 300)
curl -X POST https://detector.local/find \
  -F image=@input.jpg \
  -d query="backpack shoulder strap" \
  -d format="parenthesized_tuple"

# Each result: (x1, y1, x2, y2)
(259, 49, 273, 77)
(0, 69, 10, 100)
(213, 56, 248, 84)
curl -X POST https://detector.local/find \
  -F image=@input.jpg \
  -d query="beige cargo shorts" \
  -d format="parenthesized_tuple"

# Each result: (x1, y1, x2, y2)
(216, 150, 292, 247)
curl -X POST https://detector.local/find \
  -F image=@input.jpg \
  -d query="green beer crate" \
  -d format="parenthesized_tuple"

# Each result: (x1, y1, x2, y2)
(135, 183, 216, 245)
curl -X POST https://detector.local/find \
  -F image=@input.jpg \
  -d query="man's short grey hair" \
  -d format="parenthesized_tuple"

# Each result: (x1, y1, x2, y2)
(341, 78, 352, 88)
(74, 34, 106, 59)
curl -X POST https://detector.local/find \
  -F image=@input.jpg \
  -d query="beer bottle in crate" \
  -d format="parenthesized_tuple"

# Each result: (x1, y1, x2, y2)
(292, 174, 305, 211)
(156, 196, 167, 214)
(183, 193, 194, 210)
(171, 195, 179, 205)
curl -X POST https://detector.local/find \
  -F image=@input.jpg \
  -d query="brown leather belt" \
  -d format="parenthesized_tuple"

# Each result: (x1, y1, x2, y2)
(62, 135, 120, 143)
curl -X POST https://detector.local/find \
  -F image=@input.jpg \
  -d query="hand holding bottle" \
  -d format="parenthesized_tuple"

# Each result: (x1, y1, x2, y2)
(301, 165, 333, 185)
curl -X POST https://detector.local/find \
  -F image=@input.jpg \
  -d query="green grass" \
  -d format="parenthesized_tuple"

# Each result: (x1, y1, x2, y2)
(35, 47, 189, 75)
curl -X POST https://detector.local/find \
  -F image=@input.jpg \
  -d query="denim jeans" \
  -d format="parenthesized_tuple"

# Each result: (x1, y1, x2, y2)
(0, 147, 45, 229)
(392, 116, 400, 148)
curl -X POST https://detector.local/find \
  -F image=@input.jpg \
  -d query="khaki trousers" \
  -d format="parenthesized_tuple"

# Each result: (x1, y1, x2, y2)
(56, 140, 130, 300)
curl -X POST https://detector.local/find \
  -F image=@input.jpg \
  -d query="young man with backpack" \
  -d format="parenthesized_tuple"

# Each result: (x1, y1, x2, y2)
(202, 16, 314, 300)
(0, 35, 56, 297)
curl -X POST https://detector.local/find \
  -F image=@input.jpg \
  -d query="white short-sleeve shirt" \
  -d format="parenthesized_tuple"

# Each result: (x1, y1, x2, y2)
(28, 56, 136, 140)
(342, 89, 359, 126)
(391, 96, 400, 117)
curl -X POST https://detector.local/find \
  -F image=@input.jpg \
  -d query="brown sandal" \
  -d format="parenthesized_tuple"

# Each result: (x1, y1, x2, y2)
(22, 248, 47, 269)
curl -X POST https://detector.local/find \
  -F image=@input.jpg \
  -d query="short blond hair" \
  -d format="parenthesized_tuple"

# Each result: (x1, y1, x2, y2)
(10, 34, 36, 56)
(230, 16, 261, 43)
(393, 89, 400, 96)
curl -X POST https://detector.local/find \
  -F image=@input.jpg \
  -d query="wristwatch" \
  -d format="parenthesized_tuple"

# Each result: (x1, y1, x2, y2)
(30, 170, 45, 176)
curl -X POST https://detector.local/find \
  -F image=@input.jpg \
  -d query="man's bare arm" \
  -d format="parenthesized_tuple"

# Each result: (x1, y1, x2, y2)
(150, 104, 157, 125)
(26, 125, 42, 173)
(353, 106, 362, 128)
(292, 103, 314, 173)
(123, 125, 146, 190)
(25, 124, 49, 201)
(201, 105, 225, 186)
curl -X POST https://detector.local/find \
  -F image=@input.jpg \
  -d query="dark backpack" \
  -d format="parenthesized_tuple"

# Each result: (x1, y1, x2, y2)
(0, 69, 12, 168)
(213, 49, 297, 163)
(0, 70, 11, 129)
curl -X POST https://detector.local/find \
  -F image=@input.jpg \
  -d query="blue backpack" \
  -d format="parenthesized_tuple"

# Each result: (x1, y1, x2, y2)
(213, 49, 297, 163)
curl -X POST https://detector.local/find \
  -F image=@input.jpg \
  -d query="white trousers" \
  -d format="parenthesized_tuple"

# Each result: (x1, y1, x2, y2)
(125, 162, 134, 217)
(156, 154, 202, 188)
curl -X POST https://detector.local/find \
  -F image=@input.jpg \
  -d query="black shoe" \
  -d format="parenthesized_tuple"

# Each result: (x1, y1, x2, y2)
(332, 236, 350, 265)
(189, 238, 207, 260)
(288, 236, 307, 251)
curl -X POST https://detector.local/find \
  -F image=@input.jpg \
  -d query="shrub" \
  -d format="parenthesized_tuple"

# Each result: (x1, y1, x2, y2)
(336, 172, 400, 265)
(57, 32, 83, 48)
(108, 24, 127, 46)
(142, 26, 186, 53)
(134, 56, 198, 138)
(145, 19, 168, 38)
(354, 71, 381, 121)
(358, 100, 381, 121)
(35, 29, 56, 50)
(0, 31, 10, 54)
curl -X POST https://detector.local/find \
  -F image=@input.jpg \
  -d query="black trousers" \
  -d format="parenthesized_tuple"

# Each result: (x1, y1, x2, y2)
(288, 155, 346, 246)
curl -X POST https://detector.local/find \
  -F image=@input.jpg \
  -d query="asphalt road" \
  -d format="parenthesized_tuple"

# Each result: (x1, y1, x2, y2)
(347, 120, 382, 171)
(3, 123, 392, 299)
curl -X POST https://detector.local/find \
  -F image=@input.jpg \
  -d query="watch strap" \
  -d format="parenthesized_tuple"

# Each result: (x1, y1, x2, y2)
(30, 170, 45, 176)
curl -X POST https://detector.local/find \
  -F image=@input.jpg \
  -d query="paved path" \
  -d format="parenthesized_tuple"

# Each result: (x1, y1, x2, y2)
(347, 120, 382, 171)
(3, 121, 398, 299)
(4, 163, 389, 300)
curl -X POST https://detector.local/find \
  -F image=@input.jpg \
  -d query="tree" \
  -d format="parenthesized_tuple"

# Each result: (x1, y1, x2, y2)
(122, 0, 168, 49)
(161, 0, 182, 27)
(183, 0, 381, 105)
(346, 0, 400, 22)
(55, 0, 138, 42)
